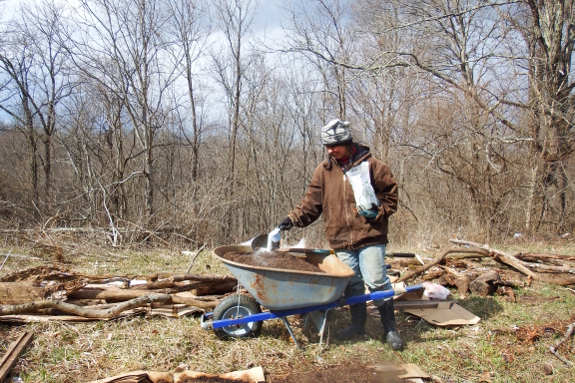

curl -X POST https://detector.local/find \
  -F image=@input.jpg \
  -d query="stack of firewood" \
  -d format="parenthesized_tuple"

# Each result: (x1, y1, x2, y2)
(0, 266, 237, 322)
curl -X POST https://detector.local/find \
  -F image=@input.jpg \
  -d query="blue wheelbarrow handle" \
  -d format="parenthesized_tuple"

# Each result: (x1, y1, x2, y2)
(202, 284, 423, 330)
(279, 248, 333, 255)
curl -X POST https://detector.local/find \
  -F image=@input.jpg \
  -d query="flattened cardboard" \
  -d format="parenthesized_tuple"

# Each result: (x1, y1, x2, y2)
(392, 282, 426, 301)
(371, 363, 430, 379)
(403, 301, 480, 326)
(86, 366, 265, 383)
(397, 364, 430, 379)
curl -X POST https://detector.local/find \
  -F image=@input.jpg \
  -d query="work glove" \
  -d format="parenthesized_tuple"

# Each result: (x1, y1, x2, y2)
(277, 217, 293, 231)
(358, 203, 379, 220)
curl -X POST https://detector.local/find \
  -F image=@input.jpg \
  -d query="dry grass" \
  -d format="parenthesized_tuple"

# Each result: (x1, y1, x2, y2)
(1, 241, 575, 382)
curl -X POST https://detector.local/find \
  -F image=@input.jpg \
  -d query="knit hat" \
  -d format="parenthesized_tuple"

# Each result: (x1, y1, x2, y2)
(321, 119, 352, 146)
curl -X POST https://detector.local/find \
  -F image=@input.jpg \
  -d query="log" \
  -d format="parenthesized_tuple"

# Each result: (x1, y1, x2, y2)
(455, 275, 472, 294)
(68, 287, 179, 302)
(68, 288, 219, 309)
(147, 273, 236, 283)
(469, 271, 501, 297)
(449, 239, 575, 286)
(521, 262, 575, 274)
(422, 270, 446, 281)
(517, 252, 575, 262)
(0, 281, 85, 305)
(0, 294, 171, 318)
(397, 249, 488, 282)
(494, 280, 525, 288)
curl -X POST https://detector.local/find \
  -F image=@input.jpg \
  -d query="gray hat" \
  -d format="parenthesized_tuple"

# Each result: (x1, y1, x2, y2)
(321, 119, 352, 146)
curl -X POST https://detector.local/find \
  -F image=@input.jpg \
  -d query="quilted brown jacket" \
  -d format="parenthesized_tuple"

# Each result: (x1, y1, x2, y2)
(287, 143, 398, 250)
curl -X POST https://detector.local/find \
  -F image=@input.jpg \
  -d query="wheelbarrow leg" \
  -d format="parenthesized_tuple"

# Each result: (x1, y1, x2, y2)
(280, 317, 302, 349)
(307, 308, 334, 354)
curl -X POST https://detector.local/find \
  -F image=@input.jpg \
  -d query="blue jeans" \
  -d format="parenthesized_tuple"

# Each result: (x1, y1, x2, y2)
(336, 244, 392, 307)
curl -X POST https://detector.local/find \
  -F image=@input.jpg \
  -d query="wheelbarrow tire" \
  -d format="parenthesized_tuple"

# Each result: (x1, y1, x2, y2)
(213, 294, 262, 340)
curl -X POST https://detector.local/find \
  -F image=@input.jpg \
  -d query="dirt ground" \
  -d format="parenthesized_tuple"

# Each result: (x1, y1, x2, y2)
(221, 250, 324, 273)
(269, 361, 401, 383)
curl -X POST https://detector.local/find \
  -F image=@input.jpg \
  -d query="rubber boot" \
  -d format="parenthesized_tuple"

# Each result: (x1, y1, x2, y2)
(378, 299, 404, 350)
(336, 302, 366, 340)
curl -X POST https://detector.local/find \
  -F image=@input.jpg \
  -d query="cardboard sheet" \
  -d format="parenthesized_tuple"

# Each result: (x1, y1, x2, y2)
(371, 363, 430, 379)
(402, 301, 480, 326)
(86, 366, 265, 383)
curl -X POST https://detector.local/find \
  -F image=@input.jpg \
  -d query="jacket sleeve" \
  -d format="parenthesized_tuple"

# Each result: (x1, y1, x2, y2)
(287, 164, 324, 228)
(371, 159, 398, 221)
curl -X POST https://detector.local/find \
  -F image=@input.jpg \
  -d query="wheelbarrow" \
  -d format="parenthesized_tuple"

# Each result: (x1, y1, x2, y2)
(201, 245, 423, 349)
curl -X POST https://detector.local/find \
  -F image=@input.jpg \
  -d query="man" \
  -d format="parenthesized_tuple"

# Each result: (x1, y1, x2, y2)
(277, 119, 403, 350)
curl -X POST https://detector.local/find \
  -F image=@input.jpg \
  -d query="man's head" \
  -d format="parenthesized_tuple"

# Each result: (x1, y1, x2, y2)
(321, 119, 352, 146)
(321, 119, 354, 161)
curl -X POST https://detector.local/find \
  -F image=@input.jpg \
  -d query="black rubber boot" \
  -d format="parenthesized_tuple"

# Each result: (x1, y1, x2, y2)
(336, 302, 366, 340)
(378, 299, 404, 350)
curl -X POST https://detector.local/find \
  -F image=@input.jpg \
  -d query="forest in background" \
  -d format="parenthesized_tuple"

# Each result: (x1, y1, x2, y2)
(0, 0, 573, 249)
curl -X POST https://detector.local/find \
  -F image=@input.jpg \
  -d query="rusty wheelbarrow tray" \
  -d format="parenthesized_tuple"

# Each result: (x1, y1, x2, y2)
(210, 244, 355, 310)
(201, 245, 422, 349)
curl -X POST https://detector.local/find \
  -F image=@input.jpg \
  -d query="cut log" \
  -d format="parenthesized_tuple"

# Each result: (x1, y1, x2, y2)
(423, 270, 446, 281)
(469, 271, 501, 297)
(0, 281, 86, 305)
(454, 276, 472, 294)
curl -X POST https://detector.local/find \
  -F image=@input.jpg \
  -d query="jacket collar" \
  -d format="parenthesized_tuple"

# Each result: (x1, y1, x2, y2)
(325, 143, 371, 171)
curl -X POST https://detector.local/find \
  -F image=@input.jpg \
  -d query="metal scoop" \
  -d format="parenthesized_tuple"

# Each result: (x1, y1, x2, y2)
(251, 227, 281, 252)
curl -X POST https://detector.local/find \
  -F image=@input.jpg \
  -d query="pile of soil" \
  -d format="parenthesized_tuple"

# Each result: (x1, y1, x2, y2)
(270, 362, 401, 383)
(222, 250, 324, 273)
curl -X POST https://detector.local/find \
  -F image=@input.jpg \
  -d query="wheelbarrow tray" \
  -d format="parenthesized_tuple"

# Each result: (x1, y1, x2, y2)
(212, 245, 355, 310)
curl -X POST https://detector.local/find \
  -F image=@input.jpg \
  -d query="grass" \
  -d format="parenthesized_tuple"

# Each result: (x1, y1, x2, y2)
(1, 241, 574, 382)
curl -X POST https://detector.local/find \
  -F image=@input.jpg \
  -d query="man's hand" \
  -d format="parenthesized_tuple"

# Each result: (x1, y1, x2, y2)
(358, 204, 378, 219)
(278, 217, 293, 231)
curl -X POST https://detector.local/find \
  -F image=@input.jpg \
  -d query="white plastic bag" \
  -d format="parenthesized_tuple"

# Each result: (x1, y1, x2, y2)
(345, 161, 380, 210)
(421, 282, 451, 300)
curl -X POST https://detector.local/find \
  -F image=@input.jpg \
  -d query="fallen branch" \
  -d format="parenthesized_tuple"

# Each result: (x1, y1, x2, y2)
(521, 262, 575, 274)
(549, 322, 575, 365)
(185, 243, 207, 273)
(449, 239, 575, 286)
(0, 293, 171, 318)
(516, 252, 575, 262)
(0, 247, 13, 273)
(397, 249, 488, 282)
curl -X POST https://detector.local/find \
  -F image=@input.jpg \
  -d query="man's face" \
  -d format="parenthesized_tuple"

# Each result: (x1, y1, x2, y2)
(326, 144, 351, 160)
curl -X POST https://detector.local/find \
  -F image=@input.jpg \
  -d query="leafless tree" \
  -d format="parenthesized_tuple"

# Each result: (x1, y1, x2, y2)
(70, 0, 182, 221)
(211, 0, 257, 237)
(0, 0, 73, 216)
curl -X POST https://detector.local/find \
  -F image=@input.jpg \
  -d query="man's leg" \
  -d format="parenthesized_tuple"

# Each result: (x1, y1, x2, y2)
(334, 249, 366, 340)
(358, 245, 404, 350)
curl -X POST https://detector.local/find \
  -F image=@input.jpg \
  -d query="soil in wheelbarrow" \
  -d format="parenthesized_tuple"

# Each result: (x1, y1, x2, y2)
(270, 360, 401, 383)
(222, 250, 324, 273)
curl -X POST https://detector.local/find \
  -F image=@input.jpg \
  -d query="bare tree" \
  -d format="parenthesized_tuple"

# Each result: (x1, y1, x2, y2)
(165, 0, 211, 183)
(0, 0, 73, 216)
(70, 0, 182, 221)
(502, 2, 575, 232)
(211, 0, 257, 237)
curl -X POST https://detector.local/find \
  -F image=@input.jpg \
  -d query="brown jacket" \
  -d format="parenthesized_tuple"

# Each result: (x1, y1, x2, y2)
(288, 143, 398, 250)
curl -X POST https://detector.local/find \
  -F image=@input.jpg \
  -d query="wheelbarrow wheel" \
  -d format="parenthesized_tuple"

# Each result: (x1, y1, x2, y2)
(213, 294, 262, 339)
